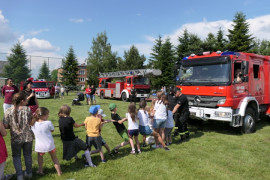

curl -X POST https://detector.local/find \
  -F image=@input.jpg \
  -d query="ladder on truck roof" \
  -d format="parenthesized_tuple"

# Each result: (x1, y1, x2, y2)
(99, 69, 162, 78)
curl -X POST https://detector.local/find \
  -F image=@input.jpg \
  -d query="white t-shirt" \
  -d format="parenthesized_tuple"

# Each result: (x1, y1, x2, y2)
(165, 110, 174, 128)
(138, 109, 150, 126)
(154, 100, 167, 120)
(60, 87, 65, 93)
(126, 113, 139, 130)
(31, 120, 55, 153)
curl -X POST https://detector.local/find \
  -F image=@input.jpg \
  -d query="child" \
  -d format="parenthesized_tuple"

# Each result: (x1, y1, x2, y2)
(126, 103, 141, 154)
(3, 92, 33, 180)
(0, 120, 7, 180)
(58, 104, 95, 167)
(109, 103, 130, 154)
(31, 107, 62, 176)
(84, 105, 106, 163)
(138, 100, 170, 151)
(165, 110, 174, 146)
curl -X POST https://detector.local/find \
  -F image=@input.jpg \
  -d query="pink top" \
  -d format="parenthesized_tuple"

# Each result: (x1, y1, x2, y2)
(0, 134, 8, 163)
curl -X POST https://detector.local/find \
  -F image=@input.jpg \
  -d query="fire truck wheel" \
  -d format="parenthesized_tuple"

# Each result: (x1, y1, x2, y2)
(100, 91, 104, 99)
(121, 92, 128, 102)
(242, 107, 256, 133)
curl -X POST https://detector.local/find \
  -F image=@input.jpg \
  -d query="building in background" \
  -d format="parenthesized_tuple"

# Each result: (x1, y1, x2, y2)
(0, 61, 8, 75)
(57, 63, 87, 88)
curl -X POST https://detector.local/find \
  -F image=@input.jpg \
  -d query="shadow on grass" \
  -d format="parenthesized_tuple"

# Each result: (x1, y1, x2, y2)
(187, 116, 270, 136)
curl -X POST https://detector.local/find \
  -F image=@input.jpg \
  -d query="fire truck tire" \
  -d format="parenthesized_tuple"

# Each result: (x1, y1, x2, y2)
(241, 107, 256, 133)
(100, 91, 104, 99)
(121, 92, 128, 102)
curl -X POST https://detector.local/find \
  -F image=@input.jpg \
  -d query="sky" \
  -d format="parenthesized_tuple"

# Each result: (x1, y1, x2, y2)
(1, 0, 270, 78)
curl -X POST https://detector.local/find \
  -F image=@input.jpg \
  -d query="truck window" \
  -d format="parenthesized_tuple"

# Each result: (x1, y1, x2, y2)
(253, 64, 259, 79)
(234, 63, 242, 83)
(127, 78, 131, 84)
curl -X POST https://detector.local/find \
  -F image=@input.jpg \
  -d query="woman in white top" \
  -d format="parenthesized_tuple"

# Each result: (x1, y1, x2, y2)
(31, 107, 61, 176)
(153, 92, 168, 141)
(138, 100, 170, 151)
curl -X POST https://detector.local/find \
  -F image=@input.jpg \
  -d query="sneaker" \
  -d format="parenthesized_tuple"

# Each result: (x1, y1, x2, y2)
(130, 150, 136, 154)
(151, 144, 158, 149)
(137, 150, 142, 154)
(85, 162, 96, 167)
(164, 146, 170, 151)
(101, 159, 107, 163)
(23, 172, 32, 179)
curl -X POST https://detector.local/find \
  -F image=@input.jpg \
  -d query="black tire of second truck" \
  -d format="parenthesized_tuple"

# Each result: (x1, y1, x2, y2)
(242, 107, 256, 133)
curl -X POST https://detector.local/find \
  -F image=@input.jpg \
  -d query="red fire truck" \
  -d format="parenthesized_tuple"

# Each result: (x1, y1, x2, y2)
(176, 51, 270, 133)
(20, 78, 55, 98)
(96, 69, 161, 101)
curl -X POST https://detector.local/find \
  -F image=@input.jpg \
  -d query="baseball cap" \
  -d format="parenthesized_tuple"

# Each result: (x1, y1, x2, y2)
(89, 105, 100, 114)
(109, 103, 117, 111)
(97, 108, 106, 117)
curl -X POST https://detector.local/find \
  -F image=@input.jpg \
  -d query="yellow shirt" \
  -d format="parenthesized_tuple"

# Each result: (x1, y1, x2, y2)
(84, 116, 101, 137)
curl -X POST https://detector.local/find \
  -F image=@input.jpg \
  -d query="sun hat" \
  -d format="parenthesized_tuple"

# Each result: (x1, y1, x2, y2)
(89, 105, 100, 114)
(97, 108, 106, 117)
(109, 103, 117, 111)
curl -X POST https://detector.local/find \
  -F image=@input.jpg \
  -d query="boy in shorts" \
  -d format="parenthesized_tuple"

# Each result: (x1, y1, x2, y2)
(109, 103, 130, 154)
(85, 105, 107, 163)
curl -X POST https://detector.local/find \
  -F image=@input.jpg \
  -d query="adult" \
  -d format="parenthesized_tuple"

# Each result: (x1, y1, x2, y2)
(167, 85, 179, 136)
(65, 86, 69, 96)
(90, 85, 96, 105)
(172, 88, 190, 143)
(23, 80, 39, 114)
(84, 85, 91, 105)
(2, 78, 19, 113)
(130, 86, 137, 104)
(234, 69, 242, 83)
(153, 91, 167, 147)
(54, 84, 60, 99)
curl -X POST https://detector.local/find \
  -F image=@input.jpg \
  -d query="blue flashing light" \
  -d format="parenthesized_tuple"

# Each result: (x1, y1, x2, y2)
(221, 51, 240, 56)
(182, 56, 189, 60)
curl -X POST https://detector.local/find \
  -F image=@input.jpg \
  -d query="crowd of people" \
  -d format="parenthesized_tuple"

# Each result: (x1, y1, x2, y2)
(0, 78, 190, 180)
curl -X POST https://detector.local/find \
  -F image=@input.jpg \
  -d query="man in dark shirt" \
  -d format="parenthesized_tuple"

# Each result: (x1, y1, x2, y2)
(172, 88, 190, 143)
(167, 85, 179, 136)
(90, 85, 96, 105)
(130, 86, 137, 104)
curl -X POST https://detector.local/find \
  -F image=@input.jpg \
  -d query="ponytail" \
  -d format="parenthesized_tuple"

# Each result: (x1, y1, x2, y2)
(31, 107, 49, 126)
(128, 103, 137, 122)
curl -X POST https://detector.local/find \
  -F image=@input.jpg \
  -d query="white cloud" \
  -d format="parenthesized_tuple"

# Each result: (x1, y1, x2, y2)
(21, 37, 60, 53)
(69, 18, 84, 23)
(29, 28, 49, 36)
(0, 10, 17, 43)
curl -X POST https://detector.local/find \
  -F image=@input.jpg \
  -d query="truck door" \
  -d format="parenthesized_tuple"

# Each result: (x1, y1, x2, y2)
(249, 61, 264, 104)
(232, 61, 248, 108)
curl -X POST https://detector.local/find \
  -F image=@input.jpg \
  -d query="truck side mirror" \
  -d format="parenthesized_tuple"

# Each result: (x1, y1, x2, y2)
(242, 61, 249, 75)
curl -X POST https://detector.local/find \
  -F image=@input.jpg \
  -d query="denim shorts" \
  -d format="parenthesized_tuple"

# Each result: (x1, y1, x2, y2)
(128, 129, 139, 137)
(139, 125, 153, 136)
(86, 94, 91, 99)
(153, 119, 166, 129)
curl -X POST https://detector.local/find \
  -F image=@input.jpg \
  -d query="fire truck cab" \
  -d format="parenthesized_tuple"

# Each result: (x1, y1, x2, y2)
(176, 51, 270, 133)
(96, 69, 161, 101)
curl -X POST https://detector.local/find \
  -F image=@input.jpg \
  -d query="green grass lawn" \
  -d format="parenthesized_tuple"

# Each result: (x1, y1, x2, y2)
(1, 92, 270, 180)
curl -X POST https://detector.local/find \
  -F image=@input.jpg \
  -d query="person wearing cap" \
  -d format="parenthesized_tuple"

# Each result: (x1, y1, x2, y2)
(84, 105, 107, 163)
(109, 103, 130, 154)
(172, 88, 190, 143)
(89, 108, 115, 156)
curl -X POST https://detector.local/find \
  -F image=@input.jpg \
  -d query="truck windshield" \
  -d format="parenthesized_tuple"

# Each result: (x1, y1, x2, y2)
(133, 77, 150, 85)
(32, 82, 47, 88)
(178, 56, 231, 86)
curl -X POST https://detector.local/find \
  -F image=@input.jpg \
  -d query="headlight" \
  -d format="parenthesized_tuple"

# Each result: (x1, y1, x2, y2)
(217, 99, 226, 105)
(214, 111, 231, 118)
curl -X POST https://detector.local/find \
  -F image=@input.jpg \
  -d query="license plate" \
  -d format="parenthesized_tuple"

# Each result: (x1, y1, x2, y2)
(40, 93, 44, 97)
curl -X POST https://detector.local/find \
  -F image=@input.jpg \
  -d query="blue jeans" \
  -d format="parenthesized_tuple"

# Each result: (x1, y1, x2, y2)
(11, 142, 33, 176)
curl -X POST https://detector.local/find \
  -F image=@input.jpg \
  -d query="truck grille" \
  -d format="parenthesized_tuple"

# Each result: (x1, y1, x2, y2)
(136, 89, 150, 94)
(187, 95, 225, 108)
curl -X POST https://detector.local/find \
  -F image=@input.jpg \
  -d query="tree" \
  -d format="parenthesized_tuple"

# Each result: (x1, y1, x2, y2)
(3, 42, 31, 84)
(201, 33, 217, 52)
(62, 46, 79, 86)
(227, 12, 254, 52)
(122, 45, 146, 70)
(149, 35, 163, 68)
(50, 69, 58, 82)
(86, 31, 118, 85)
(216, 27, 228, 51)
(38, 61, 50, 80)
(150, 38, 175, 88)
